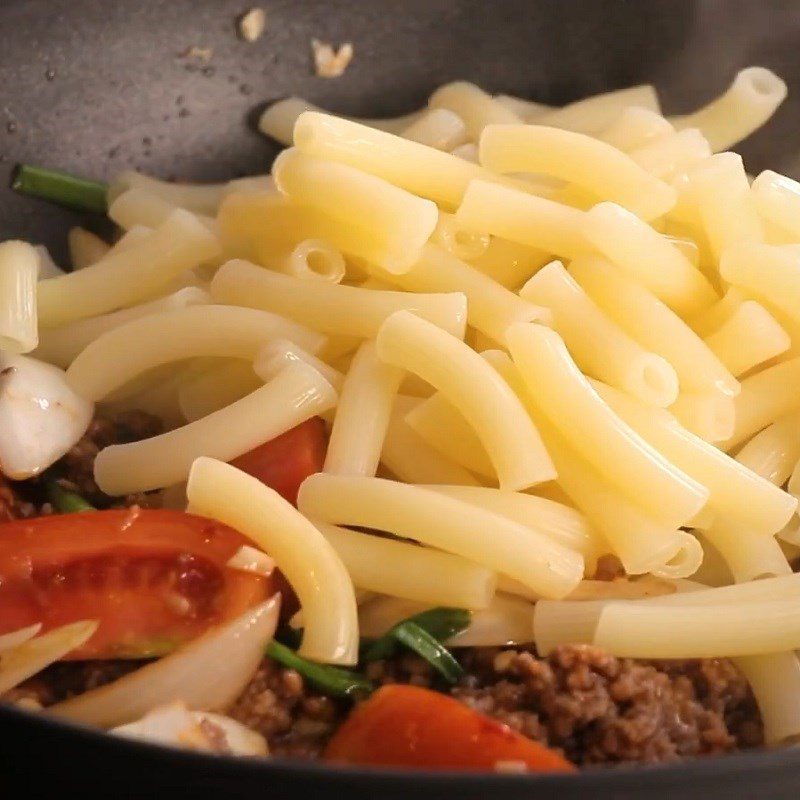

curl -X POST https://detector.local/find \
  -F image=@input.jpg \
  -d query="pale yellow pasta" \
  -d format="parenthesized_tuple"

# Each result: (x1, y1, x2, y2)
(221, 175, 276, 198)
(722, 357, 800, 450)
(593, 597, 800, 659)
(34, 286, 211, 369)
(493, 94, 552, 120)
(534, 84, 660, 135)
(720, 243, 800, 327)
(626, 128, 712, 181)
(486, 350, 692, 574)
(704, 300, 790, 376)
(569, 256, 740, 397)
(578, 202, 718, 316)
(432, 213, 491, 261)
(258, 96, 423, 145)
(669, 391, 736, 443)
(109, 188, 179, 231)
(378, 243, 549, 345)
(292, 111, 531, 208)
(67, 227, 110, 269)
(35, 245, 64, 279)
(297, 474, 584, 599)
(37, 210, 221, 327)
(275, 239, 346, 283)
(703, 522, 792, 583)
(449, 142, 479, 162)
(594, 381, 796, 534)
(520, 260, 678, 406)
(598, 106, 674, 151)
(506, 323, 709, 528)
(187, 457, 358, 665)
(736, 409, 800, 487)
(467, 236, 550, 289)
(381, 396, 481, 486)
(399, 108, 468, 151)
(752, 170, 800, 239)
(680, 152, 764, 260)
(108, 170, 225, 215)
(423, 485, 600, 562)
(95, 362, 337, 494)
(687, 287, 747, 337)
(176, 360, 262, 422)
(670, 67, 787, 152)
(376, 310, 555, 491)
(273, 149, 438, 274)
(455, 180, 586, 259)
(0, 241, 38, 353)
(324, 342, 403, 477)
(253, 339, 345, 391)
(404, 393, 495, 481)
(211, 259, 467, 339)
(429, 81, 522, 140)
(313, 522, 495, 609)
(67, 304, 325, 401)
(480, 125, 676, 220)
(735, 653, 800, 745)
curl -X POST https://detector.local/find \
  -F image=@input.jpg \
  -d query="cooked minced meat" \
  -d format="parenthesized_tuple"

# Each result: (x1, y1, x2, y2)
(11, 645, 762, 765)
(1, 411, 765, 766)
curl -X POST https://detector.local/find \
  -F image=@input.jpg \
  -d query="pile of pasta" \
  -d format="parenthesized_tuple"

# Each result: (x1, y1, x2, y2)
(11, 66, 800, 743)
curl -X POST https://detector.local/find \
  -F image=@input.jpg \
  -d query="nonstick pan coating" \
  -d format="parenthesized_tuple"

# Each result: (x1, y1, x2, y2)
(2, 1, 800, 796)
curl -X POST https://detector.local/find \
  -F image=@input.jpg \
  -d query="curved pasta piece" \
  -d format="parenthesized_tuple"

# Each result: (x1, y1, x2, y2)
(505, 323, 709, 529)
(479, 125, 676, 220)
(95, 362, 337, 494)
(187, 457, 358, 665)
(297, 474, 583, 600)
(66, 304, 325, 402)
(375, 310, 555, 491)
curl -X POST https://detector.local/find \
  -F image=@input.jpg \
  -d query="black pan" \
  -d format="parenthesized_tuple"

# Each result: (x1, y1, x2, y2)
(2, 0, 800, 796)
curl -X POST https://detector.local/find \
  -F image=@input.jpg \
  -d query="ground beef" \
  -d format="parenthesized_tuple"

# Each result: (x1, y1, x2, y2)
(225, 645, 762, 765)
(227, 659, 346, 759)
(55, 411, 163, 508)
(0, 475, 37, 521)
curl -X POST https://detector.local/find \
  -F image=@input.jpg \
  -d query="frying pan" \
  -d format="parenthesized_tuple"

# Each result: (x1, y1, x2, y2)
(1, 0, 800, 796)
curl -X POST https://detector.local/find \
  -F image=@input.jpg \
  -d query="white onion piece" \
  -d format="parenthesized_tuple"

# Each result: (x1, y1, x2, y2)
(0, 621, 98, 695)
(226, 545, 276, 577)
(49, 595, 280, 729)
(357, 594, 535, 647)
(112, 701, 267, 756)
(0, 354, 94, 479)
(0, 624, 42, 655)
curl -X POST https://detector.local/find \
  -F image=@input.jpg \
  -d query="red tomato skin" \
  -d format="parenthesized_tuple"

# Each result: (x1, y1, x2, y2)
(0, 509, 271, 659)
(230, 418, 327, 505)
(324, 684, 575, 773)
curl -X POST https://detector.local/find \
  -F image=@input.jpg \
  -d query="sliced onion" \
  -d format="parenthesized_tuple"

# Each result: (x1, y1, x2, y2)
(226, 545, 276, 577)
(112, 701, 267, 756)
(0, 354, 93, 479)
(49, 595, 280, 729)
(0, 621, 98, 694)
(358, 594, 536, 648)
(0, 624, 41, 654)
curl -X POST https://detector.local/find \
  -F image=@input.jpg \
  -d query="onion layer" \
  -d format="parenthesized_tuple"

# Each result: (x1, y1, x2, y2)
(49, 595, 280, 729)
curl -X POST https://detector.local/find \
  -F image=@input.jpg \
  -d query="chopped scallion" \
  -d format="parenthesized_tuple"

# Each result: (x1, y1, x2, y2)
(12, 164, 108, 214)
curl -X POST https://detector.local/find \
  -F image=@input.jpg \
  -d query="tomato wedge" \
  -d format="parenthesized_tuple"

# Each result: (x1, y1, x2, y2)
(230, 417, 327, 505)
(0, 509, 272, 659)
(324, 684, 575, 773)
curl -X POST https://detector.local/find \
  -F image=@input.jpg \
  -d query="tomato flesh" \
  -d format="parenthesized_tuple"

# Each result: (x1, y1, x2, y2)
(324, 684, 575, 773)
(230, 417, 327, 505)
(0, 509, 271, 659)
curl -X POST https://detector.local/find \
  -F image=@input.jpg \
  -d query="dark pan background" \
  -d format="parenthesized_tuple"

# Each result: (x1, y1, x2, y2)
(2, 0, 800, 797)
